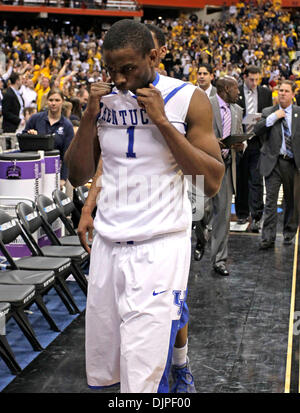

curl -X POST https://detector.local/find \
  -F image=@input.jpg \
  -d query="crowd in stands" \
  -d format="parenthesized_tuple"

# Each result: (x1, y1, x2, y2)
(0, 0, 300, 127)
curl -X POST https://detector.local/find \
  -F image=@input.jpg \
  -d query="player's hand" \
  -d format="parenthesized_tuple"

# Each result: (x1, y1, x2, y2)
(136, 84, 167, 124)
(86, 80, 114, 115)
(77, 208, 94, 254)
(90, 80, 113, 97)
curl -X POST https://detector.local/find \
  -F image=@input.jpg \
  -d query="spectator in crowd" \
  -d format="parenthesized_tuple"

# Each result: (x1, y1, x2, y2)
(23, 106, 37, 122)
(197, 63, 216, 97)
(35, 75, 51, 111)
(198, 35, 212, 64)
(77, 87, 89, 116)
(68, 96, 82, 121)
(23, 88, 74, 190)
(20, 77, 37, 108)
(2, 71, 25, 133)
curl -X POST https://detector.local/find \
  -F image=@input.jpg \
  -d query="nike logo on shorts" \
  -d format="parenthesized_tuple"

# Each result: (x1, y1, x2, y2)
(153, 290, 168, 296)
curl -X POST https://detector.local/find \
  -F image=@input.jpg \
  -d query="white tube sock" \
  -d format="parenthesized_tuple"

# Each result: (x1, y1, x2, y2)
(172, 341, 188, 367)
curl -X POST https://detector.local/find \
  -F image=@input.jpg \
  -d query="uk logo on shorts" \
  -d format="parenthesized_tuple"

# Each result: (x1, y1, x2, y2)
(172, 290, 186, 316)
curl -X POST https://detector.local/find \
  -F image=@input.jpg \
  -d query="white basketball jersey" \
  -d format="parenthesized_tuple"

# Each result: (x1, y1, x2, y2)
(94, 73, 197, 242)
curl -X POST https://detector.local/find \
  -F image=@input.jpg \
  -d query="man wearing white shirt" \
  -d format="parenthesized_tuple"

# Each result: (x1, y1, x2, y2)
(19, 78, 37, 109)
(254, 80, 300, 249)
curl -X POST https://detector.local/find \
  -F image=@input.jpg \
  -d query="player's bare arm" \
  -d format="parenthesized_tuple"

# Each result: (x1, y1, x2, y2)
(77, 157, 103, 253)
(136, 84, 224, 197)
(64, 81, 112, 187)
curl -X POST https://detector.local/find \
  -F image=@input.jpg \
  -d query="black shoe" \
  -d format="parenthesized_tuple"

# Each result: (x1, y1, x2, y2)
(283, 236, 294, 245)
(237, 218, 248, 225)
(213, 263, 229, 276)
(250, 220, 260, 233)
(259, 240, 275, 250)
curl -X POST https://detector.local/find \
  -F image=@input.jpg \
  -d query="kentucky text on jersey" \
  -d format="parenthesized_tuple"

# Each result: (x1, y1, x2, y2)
(99, 103, 150, 126)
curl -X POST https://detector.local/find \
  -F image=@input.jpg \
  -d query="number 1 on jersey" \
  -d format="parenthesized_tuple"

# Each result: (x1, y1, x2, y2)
(126, 126, 136, 158)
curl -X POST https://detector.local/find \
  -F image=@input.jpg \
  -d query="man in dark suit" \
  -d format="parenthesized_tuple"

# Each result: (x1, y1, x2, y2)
(2, 71, 25, 133)
(235, 65, 273, 232)
(209, 76, 244, 276)
(254, 80, 300, 249)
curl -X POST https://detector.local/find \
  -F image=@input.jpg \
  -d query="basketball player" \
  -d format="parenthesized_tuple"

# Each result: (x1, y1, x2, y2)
(65, 20, 224, 393)
(76, 24, 198, 393)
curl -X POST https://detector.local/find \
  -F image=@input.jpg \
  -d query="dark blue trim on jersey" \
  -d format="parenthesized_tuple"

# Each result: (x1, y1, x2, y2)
(152, 71, 160, 86)
(164, 83, 188, 105)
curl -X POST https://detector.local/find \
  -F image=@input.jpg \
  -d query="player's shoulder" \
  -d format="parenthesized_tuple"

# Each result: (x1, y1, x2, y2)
(155, 73, 196, 95)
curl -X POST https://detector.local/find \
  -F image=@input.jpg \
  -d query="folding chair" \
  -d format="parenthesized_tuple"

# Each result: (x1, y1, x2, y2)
(0, 209, 81, 315)
(0, 302, 22, 374)
(0, 262, 62, 332)
(52, 189, 92, 248)
(0, 284, 42, 353)
(52, 189, 80, 237)
(74, 185, 89, 208)
(16, 200, 88, 296)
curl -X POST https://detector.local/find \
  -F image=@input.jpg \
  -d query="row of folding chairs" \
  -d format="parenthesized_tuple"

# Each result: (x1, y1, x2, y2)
(0, 187, 90, 375)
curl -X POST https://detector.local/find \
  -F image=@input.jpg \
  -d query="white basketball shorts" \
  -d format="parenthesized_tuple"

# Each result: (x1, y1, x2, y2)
(85, 229, 191, 393)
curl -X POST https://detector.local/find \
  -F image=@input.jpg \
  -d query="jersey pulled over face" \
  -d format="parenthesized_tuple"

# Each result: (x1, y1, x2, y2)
(94, 73, 197, 243)
(103, 47, 157, 94)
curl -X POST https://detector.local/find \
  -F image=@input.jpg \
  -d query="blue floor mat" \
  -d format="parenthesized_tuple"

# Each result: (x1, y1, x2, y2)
(0, 281, 86, 392)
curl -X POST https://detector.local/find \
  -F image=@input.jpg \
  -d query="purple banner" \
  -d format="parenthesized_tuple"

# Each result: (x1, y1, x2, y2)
(45, 155, 60, 174)
(0, 160, 41, 180)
